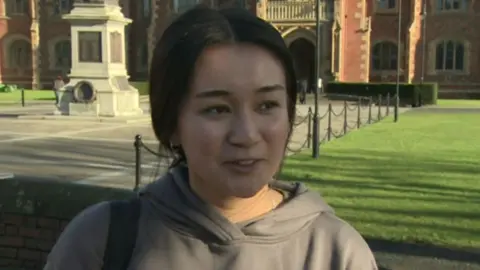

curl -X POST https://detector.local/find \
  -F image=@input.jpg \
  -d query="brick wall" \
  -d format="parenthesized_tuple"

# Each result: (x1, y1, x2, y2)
(0, 214, 69, 269)
(341, 0, 367, 82)
(0, 176, 133, 270)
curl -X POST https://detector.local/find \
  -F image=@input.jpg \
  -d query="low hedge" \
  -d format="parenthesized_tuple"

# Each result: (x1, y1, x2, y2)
(325, 82, 438, 106)
(130, 81, 149, 96)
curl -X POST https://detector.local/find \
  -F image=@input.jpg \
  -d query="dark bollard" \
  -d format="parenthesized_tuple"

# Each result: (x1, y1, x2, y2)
(357, 98, 361, 129)
(133, 134, 142, 192)
(21, 89, 25, 107)
(386, 93, 390, 116)
(368, 97, 373, 124)
(343, 100, 347, 135)
(307, 107, 312, 148)
(327, 103, 332, 141)
(377, 94, 382, 120)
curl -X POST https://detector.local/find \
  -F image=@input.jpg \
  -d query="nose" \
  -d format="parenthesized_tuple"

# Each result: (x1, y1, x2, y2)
(227, 110, 261, 148)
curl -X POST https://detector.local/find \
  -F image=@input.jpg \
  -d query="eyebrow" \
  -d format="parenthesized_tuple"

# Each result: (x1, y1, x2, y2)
(195, 84, 286, 98)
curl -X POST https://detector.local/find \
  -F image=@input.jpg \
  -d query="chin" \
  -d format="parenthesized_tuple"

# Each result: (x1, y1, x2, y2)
(225, 175, 270, 198)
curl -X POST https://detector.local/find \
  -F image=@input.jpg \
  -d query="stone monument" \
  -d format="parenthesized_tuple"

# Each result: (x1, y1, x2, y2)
(56, 0, 143, 117)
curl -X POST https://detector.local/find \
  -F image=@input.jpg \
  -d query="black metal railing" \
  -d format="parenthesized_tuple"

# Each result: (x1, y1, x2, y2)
(285, 93, 394, 154)
(133, 94, 395, 190)
(133, 135, 173, 191)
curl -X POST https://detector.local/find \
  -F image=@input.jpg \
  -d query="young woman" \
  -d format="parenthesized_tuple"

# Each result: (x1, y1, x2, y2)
(44, 6, 377, 270)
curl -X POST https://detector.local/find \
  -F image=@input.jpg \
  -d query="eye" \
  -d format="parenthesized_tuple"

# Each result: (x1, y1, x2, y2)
(258, 100, 280, 112)
(201, 105, 231, 115)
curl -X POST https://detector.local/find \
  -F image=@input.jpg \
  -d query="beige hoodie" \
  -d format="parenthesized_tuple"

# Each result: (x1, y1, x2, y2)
(44, 165, 378, 270)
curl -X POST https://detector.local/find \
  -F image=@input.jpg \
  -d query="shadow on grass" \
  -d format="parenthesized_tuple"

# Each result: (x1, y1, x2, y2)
(280, 149, 480, 264)
(367, 238, 480, 264)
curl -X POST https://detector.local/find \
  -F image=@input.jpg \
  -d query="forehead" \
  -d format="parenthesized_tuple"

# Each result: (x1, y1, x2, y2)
(190, 43, 286, 93)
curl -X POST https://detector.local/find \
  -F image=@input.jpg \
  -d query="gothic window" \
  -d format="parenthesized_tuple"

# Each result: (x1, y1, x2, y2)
(8, 39, 31, 68)
(143, 0, 151, 19)
(78, 31, 102, 63)
(54, 40, 71, 69)
(6, 0, 29, 15)
(174, 0, 200, 14)
(53, 0, 74, 15)
(372, 41, 398, 71)
(435, 40, 465, 71)
(436, 0, 468, 11)
(377, 0, 396, 9)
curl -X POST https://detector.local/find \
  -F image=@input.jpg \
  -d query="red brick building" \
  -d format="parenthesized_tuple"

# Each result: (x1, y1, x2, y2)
(0, 0, 254, 89)
(334, 0, 480, 97)
(0, 0, 478, 97)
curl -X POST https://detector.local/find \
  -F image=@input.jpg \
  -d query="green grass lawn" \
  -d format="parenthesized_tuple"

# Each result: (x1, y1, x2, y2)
(437, 99, 480, 108)
(280, 113, 480, 249)
(0, 82, 149, 104)
(130, 81, 149, 96)
(0, 90, 55, 103)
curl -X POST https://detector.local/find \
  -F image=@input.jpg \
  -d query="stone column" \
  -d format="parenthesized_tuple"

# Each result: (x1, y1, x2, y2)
(30, 0, 42, 89)
(147, 0, 158, 70)
(59, 0, 143, 117)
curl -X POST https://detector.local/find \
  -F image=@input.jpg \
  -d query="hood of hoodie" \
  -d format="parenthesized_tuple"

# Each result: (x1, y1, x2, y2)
(139, 165, 334, 244)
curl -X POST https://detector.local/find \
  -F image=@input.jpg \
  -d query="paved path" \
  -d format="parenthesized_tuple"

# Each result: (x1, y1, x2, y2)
(0, 101, 407, 189)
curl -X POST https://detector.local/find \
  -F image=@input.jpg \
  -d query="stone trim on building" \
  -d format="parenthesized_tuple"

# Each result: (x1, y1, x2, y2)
(355, 0, 370, 82)
(0, 0, 7, 18)
(281, 26, 316, 47)
(331, 0, 343, 80)
(405, 0, 422, 83)
(30, 0, 42, 89)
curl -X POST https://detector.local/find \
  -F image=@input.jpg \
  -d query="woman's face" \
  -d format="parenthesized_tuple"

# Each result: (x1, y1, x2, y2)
(175, 43, 290, 199)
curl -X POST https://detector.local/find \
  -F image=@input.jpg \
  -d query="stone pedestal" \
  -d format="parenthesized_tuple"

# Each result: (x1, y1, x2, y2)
(57, 0, 142, 117)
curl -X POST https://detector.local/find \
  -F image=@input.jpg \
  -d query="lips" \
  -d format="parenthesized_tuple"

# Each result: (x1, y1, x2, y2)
(224, 159, 262, 174)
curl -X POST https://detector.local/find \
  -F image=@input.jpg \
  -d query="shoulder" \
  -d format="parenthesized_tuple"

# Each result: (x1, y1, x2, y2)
(44, 202, 111, 270)
(311, 212, 378, 270)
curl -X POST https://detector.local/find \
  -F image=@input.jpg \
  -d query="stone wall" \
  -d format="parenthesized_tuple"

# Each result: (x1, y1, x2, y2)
(0, 176, 133, 270)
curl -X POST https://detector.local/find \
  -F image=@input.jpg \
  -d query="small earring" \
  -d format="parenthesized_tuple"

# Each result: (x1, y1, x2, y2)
(170, 143, 181, 150)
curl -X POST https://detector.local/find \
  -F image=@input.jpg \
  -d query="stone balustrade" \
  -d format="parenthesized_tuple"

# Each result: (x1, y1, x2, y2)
(265, 0, 328, 23)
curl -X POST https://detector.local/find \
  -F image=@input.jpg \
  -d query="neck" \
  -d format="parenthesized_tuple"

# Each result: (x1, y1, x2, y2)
(189, 176, 282, 223)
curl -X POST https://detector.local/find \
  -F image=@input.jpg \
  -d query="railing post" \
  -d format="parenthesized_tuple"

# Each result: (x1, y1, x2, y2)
(133, 134, 142, 192)
(343, 100, 347, 135)
(307, 107, 312, 148)
(368, 97, 372, 124)
(386, 93, 390, 116)
(21, 89, 25, 107)
(327, 103, 332, 141)
(357, 97, 361, 129)
(378, 94, 382, 120)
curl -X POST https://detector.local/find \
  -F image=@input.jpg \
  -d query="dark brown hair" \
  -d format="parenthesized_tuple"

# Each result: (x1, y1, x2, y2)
(149, 6, 297, 165)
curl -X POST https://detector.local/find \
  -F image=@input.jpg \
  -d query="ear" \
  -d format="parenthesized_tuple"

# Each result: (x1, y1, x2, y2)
(169, 131, 180, 147)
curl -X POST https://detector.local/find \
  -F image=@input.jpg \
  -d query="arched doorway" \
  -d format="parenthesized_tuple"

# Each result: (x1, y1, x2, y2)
(289, 38, 315, 93)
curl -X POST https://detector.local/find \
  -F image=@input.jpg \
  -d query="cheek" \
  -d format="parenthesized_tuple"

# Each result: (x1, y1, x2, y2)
(177, 115, 225, 155)
(261, 113, 291, 147)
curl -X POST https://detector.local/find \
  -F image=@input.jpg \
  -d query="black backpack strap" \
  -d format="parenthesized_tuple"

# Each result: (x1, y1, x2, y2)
(102, 198, 141, 270)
